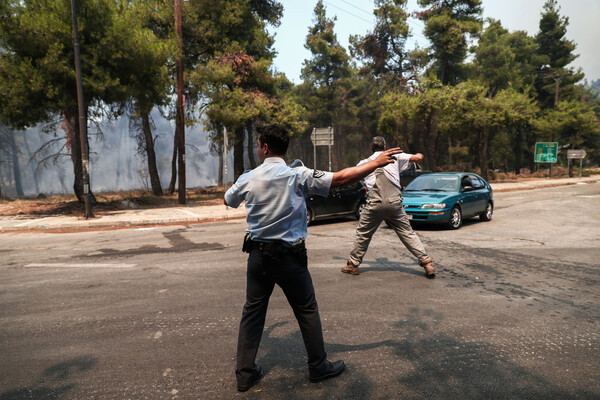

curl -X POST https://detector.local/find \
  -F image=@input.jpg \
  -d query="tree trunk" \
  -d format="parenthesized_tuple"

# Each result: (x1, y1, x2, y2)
(234, 126, 245, 180)
(141, 112, 163, 196)
(63, 110, 96, 204)
(478, 131, 489, 181)
(8, 131, 24, 197)
(246, 122, 257, 169)
(0, 164, 5, 198)
(168, 124, 178, 194)
(218, 142, 223, 186)
(21, 131, 40, 193)
(514, 130, 522, 175)
(428, 123, 439, 171)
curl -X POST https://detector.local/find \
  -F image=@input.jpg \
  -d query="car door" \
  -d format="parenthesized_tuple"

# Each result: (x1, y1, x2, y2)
(335, 181, 364, 214)
(468, 174, 487, 214)
(459, 175, 478, 217)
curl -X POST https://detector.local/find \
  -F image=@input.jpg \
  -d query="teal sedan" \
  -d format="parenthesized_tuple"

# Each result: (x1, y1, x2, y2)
(401, 173, 493, 229)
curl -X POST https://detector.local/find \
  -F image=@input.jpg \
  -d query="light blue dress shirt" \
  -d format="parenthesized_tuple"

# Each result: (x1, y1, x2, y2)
(225, 157, 333, 244)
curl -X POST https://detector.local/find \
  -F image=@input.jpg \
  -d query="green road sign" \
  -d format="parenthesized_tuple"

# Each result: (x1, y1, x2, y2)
(535, 142, 558, 163)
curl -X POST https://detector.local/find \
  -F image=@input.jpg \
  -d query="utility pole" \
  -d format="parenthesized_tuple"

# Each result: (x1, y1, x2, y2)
(175, 0, 186, 205)
(543, 71, 570, 107)
(542, 70, 569, 179)
(71, 0, 94, 218)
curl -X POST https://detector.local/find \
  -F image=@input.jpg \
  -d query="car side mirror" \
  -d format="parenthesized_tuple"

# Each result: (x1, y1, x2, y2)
(462, 186, 473, 192)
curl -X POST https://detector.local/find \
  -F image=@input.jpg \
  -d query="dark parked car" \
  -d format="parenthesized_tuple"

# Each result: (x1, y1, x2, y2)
(400, 162, 431, 188)
(306, 180, 367, 225)
(401, 172, 493, 229)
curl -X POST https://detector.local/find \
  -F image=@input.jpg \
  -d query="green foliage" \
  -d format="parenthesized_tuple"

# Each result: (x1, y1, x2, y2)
(416, 0, 483, 85)
(350, 0, 417, 88)
(471, 20, 538, 96)
(0, 0, 169, 127)
(533, 0, 584, 109)
(301, 0, 351, 88)
(1, 0, 598, 190)
(534, 100, 600, 155)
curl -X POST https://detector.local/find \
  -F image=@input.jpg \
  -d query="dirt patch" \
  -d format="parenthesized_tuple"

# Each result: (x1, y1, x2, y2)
(0, 187, 226, 217)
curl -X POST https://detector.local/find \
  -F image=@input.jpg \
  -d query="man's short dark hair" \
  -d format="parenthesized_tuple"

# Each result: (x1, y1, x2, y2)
(257, 124, 290, 156)
(370, 136, 386, 152)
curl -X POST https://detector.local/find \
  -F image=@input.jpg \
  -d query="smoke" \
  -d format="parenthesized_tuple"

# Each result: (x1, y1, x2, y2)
(0, 109, 234, 197)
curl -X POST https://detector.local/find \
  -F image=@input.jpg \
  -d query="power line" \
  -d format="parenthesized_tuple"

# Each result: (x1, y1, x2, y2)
(323, 0, 430, 46)
(338, 0, 373, 16)
(323, 1, 374, 25)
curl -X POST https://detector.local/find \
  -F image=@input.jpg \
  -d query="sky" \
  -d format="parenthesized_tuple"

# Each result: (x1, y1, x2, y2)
(268, 0, 600, 84)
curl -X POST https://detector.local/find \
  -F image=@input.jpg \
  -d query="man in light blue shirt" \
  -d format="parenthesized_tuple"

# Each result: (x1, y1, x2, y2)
(225, 124, 401, 391)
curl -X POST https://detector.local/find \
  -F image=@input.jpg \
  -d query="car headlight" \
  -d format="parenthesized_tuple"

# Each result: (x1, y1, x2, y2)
(420, 203, 446, 209)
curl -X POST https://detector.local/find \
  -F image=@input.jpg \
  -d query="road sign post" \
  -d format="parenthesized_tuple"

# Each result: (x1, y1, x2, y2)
(567, 149, 586, 177)
(534, 142, 558, 178)
(310, 127, 334, 171)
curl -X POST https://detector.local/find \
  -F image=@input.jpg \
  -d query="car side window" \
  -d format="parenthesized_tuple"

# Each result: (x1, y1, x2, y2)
(470, 175, 484, 189)
(461, 176, 472, 189)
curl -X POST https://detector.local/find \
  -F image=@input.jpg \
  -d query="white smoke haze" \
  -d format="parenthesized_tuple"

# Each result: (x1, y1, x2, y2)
(1, 108, 235, 197)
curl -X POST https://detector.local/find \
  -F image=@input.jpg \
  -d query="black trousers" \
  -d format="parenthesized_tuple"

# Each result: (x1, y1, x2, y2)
(235, 245, 328, 385)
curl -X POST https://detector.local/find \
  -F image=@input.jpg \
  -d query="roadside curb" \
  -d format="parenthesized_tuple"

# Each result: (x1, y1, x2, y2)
(0, 205, 247, 233)
(0, 176, 597, 233)
(489, 176, 597, 193)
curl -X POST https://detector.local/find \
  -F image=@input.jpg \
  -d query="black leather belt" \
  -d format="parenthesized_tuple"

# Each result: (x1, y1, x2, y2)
(250, 240, 281, 252)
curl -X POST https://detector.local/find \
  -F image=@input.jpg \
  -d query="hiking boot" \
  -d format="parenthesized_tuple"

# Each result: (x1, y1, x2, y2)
(341, 260, 359, 275)
(419, 258, 435, 279)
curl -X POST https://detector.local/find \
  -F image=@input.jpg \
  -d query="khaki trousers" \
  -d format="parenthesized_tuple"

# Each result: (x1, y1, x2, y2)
(349, 169, 429, 267)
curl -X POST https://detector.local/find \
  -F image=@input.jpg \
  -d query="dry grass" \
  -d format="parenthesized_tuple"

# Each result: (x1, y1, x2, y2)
(0, 186, 227, 216)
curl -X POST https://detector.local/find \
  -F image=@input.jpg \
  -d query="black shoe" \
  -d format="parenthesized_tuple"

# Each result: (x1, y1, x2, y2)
(237, 365, 263, 392)
(309, 360, 345, 383)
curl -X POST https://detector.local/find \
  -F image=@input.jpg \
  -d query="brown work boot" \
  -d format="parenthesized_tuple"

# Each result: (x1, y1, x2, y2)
(419, 258, 435, 279)
(341, 260, 359, 275)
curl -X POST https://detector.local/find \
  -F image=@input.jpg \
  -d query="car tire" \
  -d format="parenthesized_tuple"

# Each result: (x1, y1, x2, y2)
(479, 201, 493, 221)
(307, 208, 314, 226)
(446, 206, 462, 230)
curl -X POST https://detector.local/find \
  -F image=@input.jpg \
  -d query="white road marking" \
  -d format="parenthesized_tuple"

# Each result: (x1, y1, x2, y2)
(135, 227, 156, 231)
(25, 263, 136, 268)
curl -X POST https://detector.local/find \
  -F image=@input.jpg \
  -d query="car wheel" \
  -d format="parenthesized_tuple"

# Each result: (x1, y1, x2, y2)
(307, 208, 314, 226)
(479, 201, 493, 221)
(446, 206, 462, 229)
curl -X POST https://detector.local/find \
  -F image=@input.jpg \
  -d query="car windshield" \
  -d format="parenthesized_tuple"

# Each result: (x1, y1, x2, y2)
(404, 175, 460, 192)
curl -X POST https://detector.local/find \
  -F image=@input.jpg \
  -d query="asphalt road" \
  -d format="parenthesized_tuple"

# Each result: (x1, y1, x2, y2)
(1, 183, 599, 399)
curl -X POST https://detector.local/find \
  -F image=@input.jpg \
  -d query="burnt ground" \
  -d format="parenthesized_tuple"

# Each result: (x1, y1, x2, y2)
(0, 187, 226, 217)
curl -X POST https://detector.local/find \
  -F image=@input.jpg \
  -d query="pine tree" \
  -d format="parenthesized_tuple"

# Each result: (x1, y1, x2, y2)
(416, 0, 483, 85)
(534, 0, 584, 109)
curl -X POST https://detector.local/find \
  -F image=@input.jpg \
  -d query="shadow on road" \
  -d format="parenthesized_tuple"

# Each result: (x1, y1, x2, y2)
(249, 318, 597, 400)
(0, 356, 97, 400)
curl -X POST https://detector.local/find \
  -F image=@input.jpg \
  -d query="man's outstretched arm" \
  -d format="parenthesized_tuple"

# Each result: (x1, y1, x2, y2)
(331, 148, 402, 188)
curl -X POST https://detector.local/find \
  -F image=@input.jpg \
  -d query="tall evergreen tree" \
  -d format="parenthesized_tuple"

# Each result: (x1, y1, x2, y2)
(416, 0, 483, 85)
(350, 0, 418, 89)
(296, 1, 353, 170)
(534, 0, 584, 109)
(185, 0, 283, 180)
